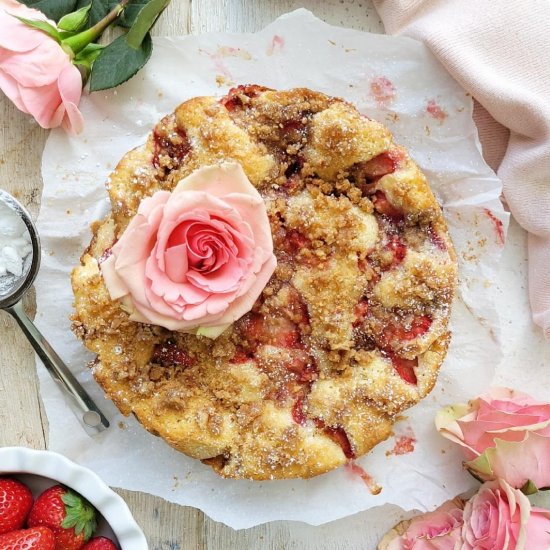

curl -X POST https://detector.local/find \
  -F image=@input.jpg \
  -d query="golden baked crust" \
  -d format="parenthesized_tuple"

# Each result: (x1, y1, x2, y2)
(71, 86, 458, 479)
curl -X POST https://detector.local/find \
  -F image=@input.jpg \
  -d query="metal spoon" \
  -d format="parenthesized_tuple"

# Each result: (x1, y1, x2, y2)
(0, 189, 109, 435)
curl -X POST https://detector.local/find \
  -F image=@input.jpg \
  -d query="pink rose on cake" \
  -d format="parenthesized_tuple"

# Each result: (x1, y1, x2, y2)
(101, 162, 277, 338)
(436, 387, 550, 490)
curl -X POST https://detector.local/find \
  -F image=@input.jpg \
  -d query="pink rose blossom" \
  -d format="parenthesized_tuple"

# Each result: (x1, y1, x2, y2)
(462, 479, 531, 550)
(377, 499, 465, 550)
(525, 506, 550, 550)
(436, 387, 550, 489)
(101, 163, 276, 336)
(0, 0, 83, 133)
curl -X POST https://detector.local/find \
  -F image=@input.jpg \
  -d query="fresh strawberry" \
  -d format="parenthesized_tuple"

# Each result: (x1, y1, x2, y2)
(0, 477, 33, 535)
(28, 486, 97, 550)
(81, 537, 117, 550)
(0, 526, 55, 549)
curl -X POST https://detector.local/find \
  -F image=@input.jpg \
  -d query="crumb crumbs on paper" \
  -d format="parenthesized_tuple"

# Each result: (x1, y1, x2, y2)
(215, 74, 235, 88)
(370, 76, 395, 108)
(266, 34, 284, 56)
(118, 421, 127, 430)
(345, 461, 382, 495)
(172, 475, 180, 490)
(426, 99, 447, 122)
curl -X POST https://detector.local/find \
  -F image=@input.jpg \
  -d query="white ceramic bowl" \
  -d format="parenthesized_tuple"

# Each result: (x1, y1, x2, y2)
(0, 447, 148, 549)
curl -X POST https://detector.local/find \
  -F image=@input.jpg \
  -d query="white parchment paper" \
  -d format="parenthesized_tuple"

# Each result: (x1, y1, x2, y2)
(36, 10, 509, 529)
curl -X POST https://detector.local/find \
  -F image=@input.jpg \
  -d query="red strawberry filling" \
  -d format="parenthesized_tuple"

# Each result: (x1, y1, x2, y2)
(240, 313, 303, 350)
(388, 354, 418, 385)
(361, 152, 397, 179)
(284, 156, 304, 179)
(313, 419, 355, 459)
(372, 191, 404, 221)
(354, 299, 369, 325)
(286, 229, 311, 254)
(383, 236, 407, 269)
(428, 224, 447, 250)
(381, 315, 432, 347)
(220, 84, 266, 111)
(283, 353, 318, 382)
(292, 396, 307, 426)
(152, 339, 193, 368)
(152, 127, 190, 168)
(230, 348, 251, 364)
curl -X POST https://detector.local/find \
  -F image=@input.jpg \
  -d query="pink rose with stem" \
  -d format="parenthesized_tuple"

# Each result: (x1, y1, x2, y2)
(100, 163, 277, 337)
(436, 387, 550, 490)
(0, 0, 166, 133)
(0, 0, 84, 133)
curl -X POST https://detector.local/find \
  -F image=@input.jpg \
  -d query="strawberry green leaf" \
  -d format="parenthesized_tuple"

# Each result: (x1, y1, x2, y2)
(125, 0, 170, 48)
(89, 32, 152, 91)
(18, 0, 78, 21)
(12, 15, 62, 42)
(61, 489, 97, 542)
(58, 3, 91, 32)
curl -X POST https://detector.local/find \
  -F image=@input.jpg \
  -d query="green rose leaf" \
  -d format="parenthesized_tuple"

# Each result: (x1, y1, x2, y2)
(58, 3, 91, 32)
(75, 0, 110, 28)
(107, 0, 147, 28)
(74, 42, 104, 70)
(13, 15, 61, 42)
(126, 0, 170, 48)
(18, 0, 78, 21)
(89, 32, 152, 92)
(528, 489, 550, 510)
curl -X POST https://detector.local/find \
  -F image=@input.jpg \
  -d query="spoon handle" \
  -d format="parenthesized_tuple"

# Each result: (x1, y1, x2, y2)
(6, 300, 110, 435)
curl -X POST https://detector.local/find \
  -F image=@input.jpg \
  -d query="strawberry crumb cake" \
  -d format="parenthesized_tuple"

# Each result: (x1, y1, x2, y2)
(71, 86, 458, 480)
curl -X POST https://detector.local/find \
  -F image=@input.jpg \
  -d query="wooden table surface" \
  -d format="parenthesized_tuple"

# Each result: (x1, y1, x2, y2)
(0, 2, 406, 549)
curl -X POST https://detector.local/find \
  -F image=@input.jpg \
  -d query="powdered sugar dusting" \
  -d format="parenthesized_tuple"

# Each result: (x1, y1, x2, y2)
(0, 202, 32, 295)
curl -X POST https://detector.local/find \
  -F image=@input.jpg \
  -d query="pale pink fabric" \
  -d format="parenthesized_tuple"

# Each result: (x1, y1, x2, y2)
(374, 0, 550, 339)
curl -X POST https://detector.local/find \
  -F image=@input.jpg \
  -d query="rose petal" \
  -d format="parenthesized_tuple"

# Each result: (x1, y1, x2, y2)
(0, 3, 54, 52)
(174, 162, 258, 198)
(164, 242, 189, 282)
(58, 64, 83, 134)
(1, 39, 70, 87)
(0, 68, 27, 112)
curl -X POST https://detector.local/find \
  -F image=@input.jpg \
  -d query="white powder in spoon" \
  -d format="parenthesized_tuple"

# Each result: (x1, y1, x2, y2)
(0, 201, 32, 283)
